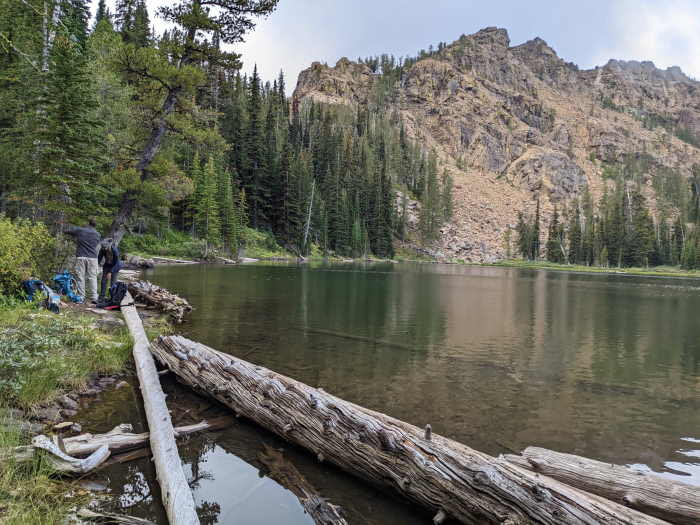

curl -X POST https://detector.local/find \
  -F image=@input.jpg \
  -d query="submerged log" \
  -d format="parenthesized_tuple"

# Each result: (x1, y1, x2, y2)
(503, 447, 700, 525)
(259, 444, 348, 525)
(151, 335, 668, 525)
(122, 296, 199, 525)
(126, 280, 192, 323)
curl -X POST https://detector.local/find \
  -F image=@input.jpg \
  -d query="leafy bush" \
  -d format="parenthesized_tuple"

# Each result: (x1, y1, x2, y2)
(120, 229, 206, 259)
(0, 217, 56, 297)
(241, 227, 290, 258)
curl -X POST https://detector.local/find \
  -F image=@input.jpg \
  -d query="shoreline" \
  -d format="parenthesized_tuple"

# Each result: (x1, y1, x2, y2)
(134, 250, 700, 280)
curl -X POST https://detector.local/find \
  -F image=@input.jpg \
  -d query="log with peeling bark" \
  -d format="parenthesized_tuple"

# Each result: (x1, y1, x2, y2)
(126, 280, 192, 323)
(151, 335, 670, 525)
(6, 417, 233, 465)
(503, 447, 700, 525)
(259, 444, 348, 525)
(122, 296, 199, 525)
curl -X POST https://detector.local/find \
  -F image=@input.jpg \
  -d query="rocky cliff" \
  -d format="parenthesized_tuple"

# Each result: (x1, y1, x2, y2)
(293, 27, 700, 261)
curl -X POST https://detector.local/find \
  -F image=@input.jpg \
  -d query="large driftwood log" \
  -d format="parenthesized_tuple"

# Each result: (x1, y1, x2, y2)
(126, 280, 192, 323)
(151, 335, 669, 525)
(503, 447, 700, 525)
(258, 444, 348, 525)
(122, 296, 199, 525)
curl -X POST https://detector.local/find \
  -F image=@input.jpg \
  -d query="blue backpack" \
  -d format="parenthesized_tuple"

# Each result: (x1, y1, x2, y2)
(53, 271, 83, 303)
(22, 279, 61, 313)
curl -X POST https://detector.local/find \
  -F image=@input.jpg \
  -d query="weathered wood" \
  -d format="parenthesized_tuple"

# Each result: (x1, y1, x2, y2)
(151, 256, 197, 265)
(259, 444, 348, 525)
(126, 280, 192, 323)
(76, 508, 156, 524)
(503, 447, 700, 525)
(6, 417, 234, 463)
(31, 435, 109, 475)
(151, 335, 669, 525)
(122, 296, 199, 525)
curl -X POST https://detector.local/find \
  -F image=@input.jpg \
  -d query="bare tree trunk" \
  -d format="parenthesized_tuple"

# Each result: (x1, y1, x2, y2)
(109, 88, 181, 244)
(121, 296, 200, 525)
(151, 335, 668, 525)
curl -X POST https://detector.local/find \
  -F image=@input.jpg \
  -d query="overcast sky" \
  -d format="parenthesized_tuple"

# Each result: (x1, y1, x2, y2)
(93, 0, 700, 87)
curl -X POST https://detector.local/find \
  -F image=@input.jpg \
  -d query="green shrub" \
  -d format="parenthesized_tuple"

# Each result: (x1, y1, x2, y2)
(241, 227, 290, 258)
(0, 217, 56, 297)
(120, 229, 206, 259)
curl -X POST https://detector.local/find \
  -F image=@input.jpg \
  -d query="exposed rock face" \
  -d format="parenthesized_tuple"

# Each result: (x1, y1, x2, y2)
(293, 27, 700, 261)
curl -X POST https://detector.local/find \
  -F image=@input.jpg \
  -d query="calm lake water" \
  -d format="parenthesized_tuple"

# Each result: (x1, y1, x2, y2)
(82, 262, 700, 524)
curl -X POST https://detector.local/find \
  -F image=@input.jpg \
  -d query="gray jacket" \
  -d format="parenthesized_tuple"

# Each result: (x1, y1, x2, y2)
(65, 226, 101, 259)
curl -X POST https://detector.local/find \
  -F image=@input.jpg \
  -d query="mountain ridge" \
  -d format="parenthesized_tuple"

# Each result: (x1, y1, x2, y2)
(293, 27, 700, 261)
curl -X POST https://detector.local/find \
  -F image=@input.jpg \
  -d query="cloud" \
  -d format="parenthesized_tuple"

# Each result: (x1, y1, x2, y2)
(94, 1, 700, 84)
(593, 0, 700, 78)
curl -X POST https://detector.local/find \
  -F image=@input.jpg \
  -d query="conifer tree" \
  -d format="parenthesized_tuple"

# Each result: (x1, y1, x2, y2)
(94, 0, 111, 27)
(567, 202, 582, 264)
(516, 212, 531, 259)
(546, 207, 565, 263)
(531, 198, 541, 259)
(196, 157, 221, 254)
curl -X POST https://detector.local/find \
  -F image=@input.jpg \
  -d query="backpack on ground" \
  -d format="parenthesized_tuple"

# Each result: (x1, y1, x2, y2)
(22, 279, 60, 313)
(104, 281, 128, 309)
(53, 271, 83, 303)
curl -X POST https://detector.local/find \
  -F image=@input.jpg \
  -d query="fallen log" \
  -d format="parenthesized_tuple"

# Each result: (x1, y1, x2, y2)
(503, 447, 700, 525)
(151, 335, 668, 525)
(122, 296, 199, 525)
(32, 435, 109, 475)
(6, 417, 234, 464)
(151, 256, 197, 265)
(259, 444, 348, 525)
(76, 508, 156, 524)
(126, 280, 192, 323)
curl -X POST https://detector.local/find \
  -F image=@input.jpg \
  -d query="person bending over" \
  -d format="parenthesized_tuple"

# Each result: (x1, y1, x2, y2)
(98, 238, 122, 302)
(64, 218, 101, 304)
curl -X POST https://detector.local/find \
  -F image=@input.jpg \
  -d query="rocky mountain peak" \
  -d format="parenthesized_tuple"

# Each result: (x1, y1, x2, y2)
(293, 27, 700, 262)
(603, 59, 693, 83)
(468, 26, 510, 49)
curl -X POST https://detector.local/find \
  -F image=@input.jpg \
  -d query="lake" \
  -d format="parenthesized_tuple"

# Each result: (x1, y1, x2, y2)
(84, 262, 700, 524)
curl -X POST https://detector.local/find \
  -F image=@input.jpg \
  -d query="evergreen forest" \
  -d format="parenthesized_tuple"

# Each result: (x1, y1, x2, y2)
(0, 0, 453, 264)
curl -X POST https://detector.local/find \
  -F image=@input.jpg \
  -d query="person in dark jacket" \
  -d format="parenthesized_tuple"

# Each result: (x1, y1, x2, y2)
(98, 238, 122, 301)
(64, 218, 101, 303)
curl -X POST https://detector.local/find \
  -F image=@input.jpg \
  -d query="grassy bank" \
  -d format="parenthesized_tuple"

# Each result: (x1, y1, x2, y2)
(0, 300, 132, 524)
(121, 228, 294, 261)
(0, 301, 131, 409)
(482, 259, 700, 279)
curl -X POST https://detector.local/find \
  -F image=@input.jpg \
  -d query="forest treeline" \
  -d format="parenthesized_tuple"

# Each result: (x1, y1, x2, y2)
(0, 0, 453, 262)
(516, 159, 700, 269)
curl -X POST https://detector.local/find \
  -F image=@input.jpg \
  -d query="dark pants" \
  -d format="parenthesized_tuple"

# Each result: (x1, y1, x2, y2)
(100, 267, 119, 299)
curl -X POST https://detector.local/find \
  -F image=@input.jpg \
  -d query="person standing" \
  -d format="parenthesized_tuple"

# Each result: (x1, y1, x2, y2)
(98, 238, 122, 302)
(64, 218, 101, 304)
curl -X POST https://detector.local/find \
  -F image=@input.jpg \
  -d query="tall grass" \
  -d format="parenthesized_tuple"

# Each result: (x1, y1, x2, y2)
(0, 303, 131, 409)
(0, 414, 87, 524)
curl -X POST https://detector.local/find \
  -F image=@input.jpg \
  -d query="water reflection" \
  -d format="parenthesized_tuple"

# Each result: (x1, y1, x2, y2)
(79, 262, 700, 523)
